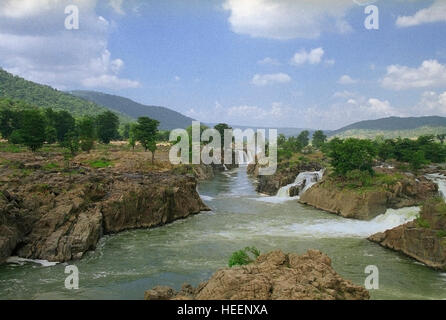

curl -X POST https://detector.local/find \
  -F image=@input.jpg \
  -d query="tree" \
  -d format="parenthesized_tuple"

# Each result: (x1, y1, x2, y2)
(297, 130, 310, 148)
(77, 116, 96, 153)
(0, 108, 21, 139)
(19, 109, 46, 152)
(121, 123, 131, 140)
(45, 126, 57, 144)
(326, 138, 376, 176)
(437, 134, 446, 145)
(312, 130, 327, 148)
(53, 110, 76, 143)
(61, 130, 80, 156)
(128, 123, 137, 151)
(135, 117, 159, 163)
(96, 111, 119, 144)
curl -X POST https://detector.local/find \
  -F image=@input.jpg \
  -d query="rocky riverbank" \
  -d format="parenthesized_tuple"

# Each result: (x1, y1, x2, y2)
(368, 197, 446, 270)
(144, 250, 369, 300)
(0, 152, 209, 264)
(299, 172, 437, 220)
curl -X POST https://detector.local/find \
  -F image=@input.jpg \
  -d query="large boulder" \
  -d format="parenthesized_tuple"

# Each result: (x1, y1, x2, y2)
(1, 170, 209, 263)
(369, 198, 446, 270)
(300, 175, 437, 220)
(145, 250, 370, 300)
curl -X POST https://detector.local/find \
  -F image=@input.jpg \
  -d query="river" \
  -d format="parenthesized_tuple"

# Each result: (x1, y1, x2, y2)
(1, 167, 446, 300)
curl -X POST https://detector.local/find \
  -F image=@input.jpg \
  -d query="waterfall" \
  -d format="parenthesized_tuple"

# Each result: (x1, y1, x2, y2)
(425, 174, 446, 200)
(276, 169, 324, 199)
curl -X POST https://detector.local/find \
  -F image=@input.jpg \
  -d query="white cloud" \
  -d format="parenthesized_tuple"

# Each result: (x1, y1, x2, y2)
(82, 75, 140, 90)
(338, 75, 358, 85)
(185, 101, 289, 127)
(252, 73, 291, 86)
(174, 75, 181, 82)
(0, 0, 139, 90)
(291, 48, 324, 66)
(396, 0, 446, 28)
(409, 90, 446, 116)
(223, 0, 354, 40)
(381, 60, 446, 90)
(108, 0, 125, 14)
(258, 57, 281, 66)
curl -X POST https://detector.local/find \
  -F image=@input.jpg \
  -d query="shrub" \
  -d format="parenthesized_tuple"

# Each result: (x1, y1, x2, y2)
(228, 247, 260, 268)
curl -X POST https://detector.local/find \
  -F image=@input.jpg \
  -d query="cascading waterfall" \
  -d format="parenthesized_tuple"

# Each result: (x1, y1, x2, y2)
(257, 169, 325, 203)
(426, 173, 446, 200)
(276, 169, 325, 199)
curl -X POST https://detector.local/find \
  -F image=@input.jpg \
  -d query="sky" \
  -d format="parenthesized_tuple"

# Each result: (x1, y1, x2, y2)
(0, 0, 446, 130)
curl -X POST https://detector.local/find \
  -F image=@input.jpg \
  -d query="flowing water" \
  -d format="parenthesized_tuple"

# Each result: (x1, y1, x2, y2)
(1, 168, 446, 300)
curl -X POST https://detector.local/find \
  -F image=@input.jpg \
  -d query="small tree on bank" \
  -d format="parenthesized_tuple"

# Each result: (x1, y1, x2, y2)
(135, 117, 159, 163)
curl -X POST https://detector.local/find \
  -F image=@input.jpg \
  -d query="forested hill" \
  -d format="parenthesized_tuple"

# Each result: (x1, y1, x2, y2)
(0, 68, 132, 123)
(70, 91, 195, 130)
(330, 116, 446, 139)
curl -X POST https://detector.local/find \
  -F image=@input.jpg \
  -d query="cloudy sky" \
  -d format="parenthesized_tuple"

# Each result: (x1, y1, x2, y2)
(1, 0, 446, 129)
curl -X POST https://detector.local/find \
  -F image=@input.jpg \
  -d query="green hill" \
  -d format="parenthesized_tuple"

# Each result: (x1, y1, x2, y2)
(0, 68, 132, 123)
(70, 91, 195, 130)
(331, 116, 446, 139)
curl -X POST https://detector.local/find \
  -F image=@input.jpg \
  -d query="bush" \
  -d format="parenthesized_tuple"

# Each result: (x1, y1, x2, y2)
(326, 138, 376, 176)
(345, 169, 373, 188)
(228, 247, 260, 268)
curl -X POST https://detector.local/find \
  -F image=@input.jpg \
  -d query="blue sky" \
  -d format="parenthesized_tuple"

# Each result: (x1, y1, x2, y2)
(1, 0, 446, 129)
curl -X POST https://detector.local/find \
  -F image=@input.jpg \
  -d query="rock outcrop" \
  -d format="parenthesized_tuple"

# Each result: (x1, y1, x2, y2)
(0, 169, 209, 263)
(144, 250, 370, 300)
(299, 174, 437, 220)
(369, 198, 446, 269)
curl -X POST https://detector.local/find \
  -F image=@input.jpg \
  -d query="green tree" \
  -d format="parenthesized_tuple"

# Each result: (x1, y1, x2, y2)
(53, 110, 76, 143)
(326, 138, 376, 176)
(437, 134, 446, 145)
(128, 123, 137, 151)
(45, 126, 57, 144)
(135, 117, 160, 163)
(77, 116, 96, 153)
(19, 109, 46, 152)
(61, 130, 80, 156)
(96, 111, 119, 144)
(297, 130, 310, 147)
(0, 108, 21, 139)
(312, 130, 327, 148)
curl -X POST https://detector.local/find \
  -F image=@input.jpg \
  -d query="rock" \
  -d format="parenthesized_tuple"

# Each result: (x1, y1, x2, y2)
(145, 250, 370, 300)
(369, 198, 446, 269)
(0, 169, 210, 264)
(300, 175, 437, 220)
(144, 286, 177, 300)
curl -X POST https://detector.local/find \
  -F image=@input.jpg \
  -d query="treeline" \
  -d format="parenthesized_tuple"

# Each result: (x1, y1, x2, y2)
(324, 135, 446, 177)
(0, 98, 167, 163)
(277, 130, 327, 161)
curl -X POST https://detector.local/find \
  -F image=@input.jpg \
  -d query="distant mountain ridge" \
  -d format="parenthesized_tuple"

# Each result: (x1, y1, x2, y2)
(70, 90, 195, 130)
(331, 116, 446, 139)
(0, 68, 132, 123)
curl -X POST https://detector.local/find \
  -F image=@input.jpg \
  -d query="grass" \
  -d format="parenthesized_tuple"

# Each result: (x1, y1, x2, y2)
(416, 216, 431, 229)
(89, 158, 113, 168)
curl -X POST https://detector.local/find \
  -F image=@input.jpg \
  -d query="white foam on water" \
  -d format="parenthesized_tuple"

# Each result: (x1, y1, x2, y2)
(254, 169, 325, 203)
(6, 256, 59, 267)
(287, 206, 420, 238)
(425, 173, 446, 200)
(200, 195, 214, 201)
